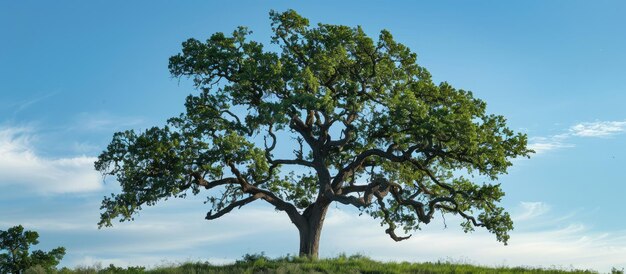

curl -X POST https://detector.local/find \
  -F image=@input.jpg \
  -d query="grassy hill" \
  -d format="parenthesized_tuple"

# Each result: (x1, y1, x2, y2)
(32, 254, 614, 274)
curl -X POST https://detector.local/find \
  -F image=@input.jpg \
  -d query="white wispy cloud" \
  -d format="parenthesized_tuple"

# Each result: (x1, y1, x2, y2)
(527, 134, 573, 154)
(529, 119, 626, 154)
(569, 121, 626, 137)
(513, 201, 550, 221)
(0, 127, 102, 194)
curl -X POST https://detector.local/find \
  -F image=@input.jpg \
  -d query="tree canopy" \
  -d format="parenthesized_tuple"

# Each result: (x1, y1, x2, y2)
(95, 9, 532, 257)
(0, 225, 66, 274)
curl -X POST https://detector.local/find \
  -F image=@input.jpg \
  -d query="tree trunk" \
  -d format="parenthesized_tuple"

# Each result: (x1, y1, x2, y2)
(298, 202, 329, 258)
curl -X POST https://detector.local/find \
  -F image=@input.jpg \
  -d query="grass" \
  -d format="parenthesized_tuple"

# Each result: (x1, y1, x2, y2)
(27, 254, 611, 274)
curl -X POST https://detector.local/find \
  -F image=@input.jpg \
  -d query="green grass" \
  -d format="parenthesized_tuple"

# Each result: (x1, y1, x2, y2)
(29, 254, 609, 274)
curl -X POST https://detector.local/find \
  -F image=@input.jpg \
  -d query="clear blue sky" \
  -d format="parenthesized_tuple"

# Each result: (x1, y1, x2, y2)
(1, 1, 625, 272)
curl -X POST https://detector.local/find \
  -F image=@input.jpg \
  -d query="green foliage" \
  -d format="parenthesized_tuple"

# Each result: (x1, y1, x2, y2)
(98, 264, 146, 274)
(237, 252, 270, 264)
(96, 9, 532, 251)
(0, 225, 66, 274)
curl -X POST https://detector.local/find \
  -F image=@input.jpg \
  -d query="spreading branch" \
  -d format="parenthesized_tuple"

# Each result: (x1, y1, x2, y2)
(227, 162, 306, 228)
(206, 194, 261, 220)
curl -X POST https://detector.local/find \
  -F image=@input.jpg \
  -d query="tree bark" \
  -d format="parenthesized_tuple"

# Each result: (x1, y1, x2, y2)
(298, 202, 329, 258)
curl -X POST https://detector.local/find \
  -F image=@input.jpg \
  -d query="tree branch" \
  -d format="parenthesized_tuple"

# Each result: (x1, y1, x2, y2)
(270, 158, 315, 168)
(227, 162, 306, 228)
(277, 31, 309, 66)
(376, 197, 411, 242)
(264, 123, 277, 158)
(329, 177, 391, 208)
(289, 115, 317, 147)
(205, 194, 261, 220)
(325, 113, 357, 150)
(185, 173, 239, 190)
(436, 203, 484, 228)
(332, 144, 420, 190)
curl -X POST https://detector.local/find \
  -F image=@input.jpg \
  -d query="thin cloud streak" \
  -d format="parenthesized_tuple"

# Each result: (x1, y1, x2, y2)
(0, 92, 58, 116)
(14, 92, 58, 115)
(72, 112, 144, 132)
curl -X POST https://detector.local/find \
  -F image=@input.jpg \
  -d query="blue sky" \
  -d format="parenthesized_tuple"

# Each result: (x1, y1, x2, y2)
(1, 1, 625, 272)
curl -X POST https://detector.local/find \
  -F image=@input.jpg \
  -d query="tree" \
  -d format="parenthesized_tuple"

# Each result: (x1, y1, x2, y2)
(0, 225, 66, 274)
(95, 10, 532, 258)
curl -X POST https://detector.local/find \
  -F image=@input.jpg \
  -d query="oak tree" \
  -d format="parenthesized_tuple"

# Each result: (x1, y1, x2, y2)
(0, 225, 65, 274)
(95, 10, 532, 258)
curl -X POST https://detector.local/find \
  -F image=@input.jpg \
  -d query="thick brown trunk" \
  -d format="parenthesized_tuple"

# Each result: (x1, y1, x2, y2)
(298, 203, 329, 258)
